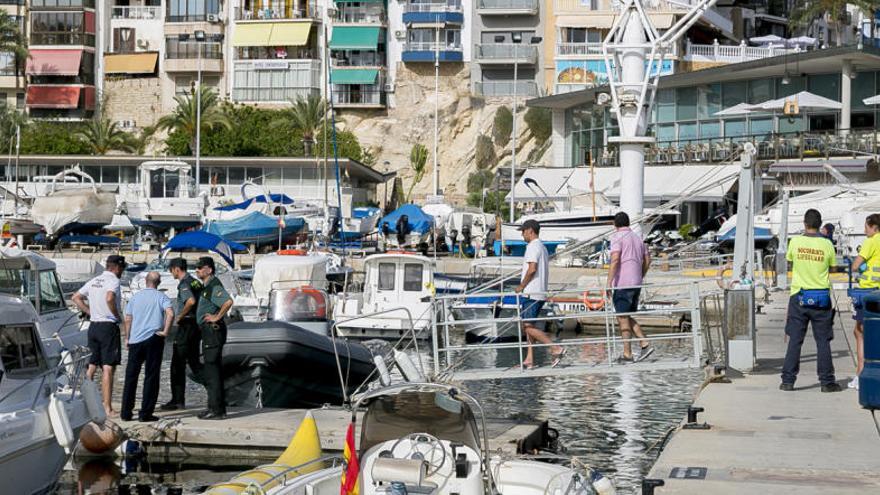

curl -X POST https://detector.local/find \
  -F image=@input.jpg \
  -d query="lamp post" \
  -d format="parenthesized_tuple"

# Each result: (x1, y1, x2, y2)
(433, 25, 440, 198)
(179, 30, 207, 191)
(382, 160, 390, 210)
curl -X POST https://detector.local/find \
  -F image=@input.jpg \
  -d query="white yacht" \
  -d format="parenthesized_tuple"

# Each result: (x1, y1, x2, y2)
(122, 160, 206, 233)
(29, 167, 117, 238)
(501, 192, 618, 244)
(0, 294, 103, 495)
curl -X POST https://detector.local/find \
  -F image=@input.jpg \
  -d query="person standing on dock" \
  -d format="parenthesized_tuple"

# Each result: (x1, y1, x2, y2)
(72, 254, 126, 417)
(195, 257, 234, 419)
(605, 212, 654, 363)
(781, 209, 841, 393)
(515, 219, 565, 368)
(120, 272, 173, 422)
(847, 214, 880, 390)
(161, 258, 205, 411)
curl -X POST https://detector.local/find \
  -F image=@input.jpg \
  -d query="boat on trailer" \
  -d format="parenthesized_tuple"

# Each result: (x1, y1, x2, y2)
(122, 160, 206, 233)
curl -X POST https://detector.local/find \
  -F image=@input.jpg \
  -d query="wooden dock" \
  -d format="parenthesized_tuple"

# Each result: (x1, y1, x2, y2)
(647, 289, 880, 494)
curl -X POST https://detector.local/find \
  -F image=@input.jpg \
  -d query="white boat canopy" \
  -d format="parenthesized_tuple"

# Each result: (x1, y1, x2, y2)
(251, 253, 329, 298)
(140, 160, 192, 173)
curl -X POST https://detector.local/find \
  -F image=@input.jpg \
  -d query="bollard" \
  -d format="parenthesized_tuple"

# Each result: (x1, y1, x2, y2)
(642, 478, 665, 495)
(683, 405, 711, 430)
(860, 293, 880, 409)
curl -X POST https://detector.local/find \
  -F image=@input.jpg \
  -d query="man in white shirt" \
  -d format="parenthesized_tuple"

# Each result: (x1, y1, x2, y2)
(515, 220, 564, 368)
(72, 254, 126, 417)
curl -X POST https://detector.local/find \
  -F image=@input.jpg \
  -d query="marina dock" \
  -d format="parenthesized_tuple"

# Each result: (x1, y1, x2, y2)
(648, 290, 880, 494)
(113, 406, 552, 464)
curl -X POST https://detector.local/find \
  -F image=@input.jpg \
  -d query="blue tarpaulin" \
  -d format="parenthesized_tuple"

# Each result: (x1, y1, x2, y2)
(718, 226, 773, 242)
(214, 194, 295, 211)
(379, 204, 433, 234)
(203, 211, 306, 247)
(353, 206, 380, 219)
(493, 240, 567, 256)
(162, 231, 246, 267)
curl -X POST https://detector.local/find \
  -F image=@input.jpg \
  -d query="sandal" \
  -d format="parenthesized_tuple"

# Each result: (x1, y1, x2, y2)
(550, 348, 568, 368)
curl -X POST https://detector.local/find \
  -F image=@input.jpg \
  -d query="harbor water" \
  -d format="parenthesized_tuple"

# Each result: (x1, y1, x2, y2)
(57, 339, 703, 494)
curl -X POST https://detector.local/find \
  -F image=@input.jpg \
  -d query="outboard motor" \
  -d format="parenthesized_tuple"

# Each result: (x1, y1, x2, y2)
(461, 224, 472, 247)
(448, 229, 458, 252)
(396, 214, 410, 247)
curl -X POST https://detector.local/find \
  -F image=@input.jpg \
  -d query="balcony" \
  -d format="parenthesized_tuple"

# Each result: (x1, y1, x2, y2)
(332, 5, 385, 24)
(402, 42, 463, 62)
(31, 32, 95, 46)
(683, 40, 799, 65)
(475, 80, 538, 97)
(476, 0, 538, 15)
(166, 13, 220, 23)
(232, 59, 321, 103)
(402, 2, 464, 25)
(475, 44, 537, 64)
(234, 4, 319, 21)
(332, 52, 386, 67)
(331, 88, 385, 108)
(112, 6, 162, 20)
(165, 41, 224, 72)
(30, 0, 94, 9)
(555, 42, 603, 58)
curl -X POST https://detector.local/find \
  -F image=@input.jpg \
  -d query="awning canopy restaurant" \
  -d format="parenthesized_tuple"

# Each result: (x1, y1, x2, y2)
(331, 68, 379, 85)
(329, 26, 380, 50)
(508, 165, 740, 204)
(26, 86, 81, 109)
(233, 22, 310, 47)
(104, 52, 158, 75)
(26, 49, 83, 76)
(555, 13, 673, 29)
(768, 158, 874, 174)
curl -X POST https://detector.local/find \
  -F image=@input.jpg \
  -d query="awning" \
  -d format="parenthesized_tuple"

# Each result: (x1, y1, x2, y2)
(329, 26, 380, 50)
(104, 52, 158, 74)
(26, 49, 83, 76)
(556, 15, 615, 28)
(233, 23, 273, 46)
(26, 86, 81, 109)
(331, 68, 379, 85)
(268, 23, 310, 46)
(769, 159, 873, 174)
(650, 14, 675, 30)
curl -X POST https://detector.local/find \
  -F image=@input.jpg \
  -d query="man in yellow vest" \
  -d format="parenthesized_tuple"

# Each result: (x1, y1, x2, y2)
(848, 213, 880, 390)
(781, 209, 841, 393)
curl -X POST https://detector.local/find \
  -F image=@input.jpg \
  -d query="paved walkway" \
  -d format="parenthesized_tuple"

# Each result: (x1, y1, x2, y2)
(648, 289, 880, 494)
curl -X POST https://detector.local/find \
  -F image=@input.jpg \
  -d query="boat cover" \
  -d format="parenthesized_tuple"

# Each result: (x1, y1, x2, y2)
(51, 258, 104, 286)
(215, 194, 296, 211)
(379, 204, 434, 234)
(717, 226, 773, 242)
(204, 211, 307, 244)
(353, 206, 380, 219)
(162, 231, 247, 267)
(30, 188, 117, 235)
(252, 253, 329, 298)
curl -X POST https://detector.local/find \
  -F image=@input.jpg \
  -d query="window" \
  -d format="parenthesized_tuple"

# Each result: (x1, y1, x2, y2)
(0, 53, 14, 77)
(678, 121, 697, 142)
(113, 27, 136, 53)
(102, 165, 119, 184)
(656, 89, 675, 123)
(120, 165, 137, 184)
(167, 0, 220, 22)
(721, 81, 747, 109)
(724, 119, 747, 140)
(563, 28, 586, 43)
(38, 271, 65, 313)
(778, 115, 804, 134)
(697, 84, 721, 119)
(676, 87, 697, 120)
(377, 263, 395, 291)
(149, 169, 181, 198)
(852, 71, 876, 111)
(200, 167, 228, 188)
(0, 325, 45, 375)
(0, 267, 25, 297)
(228, 167, 245, 184)
(749, 117, 773, 140)
(657, 123, 675, 143)
(748, 79, 773, 104)
(15, 93, 23, 109)
(699, 121, 721, 142)
(808, 73, 839, 102)
(403, 264, 423, 292)
(851, 112, 875, 129)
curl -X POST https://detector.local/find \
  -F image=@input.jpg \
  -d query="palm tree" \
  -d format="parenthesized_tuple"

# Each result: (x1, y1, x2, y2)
(0, 104, 25, 155)
(0, 11, 28, 103)
(127, 125, 157, 155)
(405, 143, 428, 202)
(157, 85, 231, 155)
(790, 1, 878, 46)
(271, 93, 326, 157)
(74, 117, 135, 155)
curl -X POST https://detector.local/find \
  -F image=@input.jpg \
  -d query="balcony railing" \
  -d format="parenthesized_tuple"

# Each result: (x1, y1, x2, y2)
(30, 0, 94, 9)
(404, 2, 463, 13)
(166, 14, 219, 22)
(234, 5, 318, 20)
(477, 0, 539, 11)
(331, 89, 385, 106)
(475, 80, 538, 97)
(31, 32, 95, 46)
(332, 53, 387, 67)
(112, 6, 162, 20)
(555, 42, 603, 57)
(554, 0, 693, 12)
(475, 44, 537, 62)
(332, 6, 386, 24)
(683, 40, 800, 64)
(404, 41, 462, 52)
(166, 42, 223, 59)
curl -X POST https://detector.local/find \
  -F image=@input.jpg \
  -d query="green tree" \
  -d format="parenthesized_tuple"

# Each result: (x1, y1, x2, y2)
(524, 106, 552, 144)
(0, 11, 28, 98)
(126, 125, 157, 155)
(475, 134, 496, 169)
(467, 190, 509, 219)
(493, 106, 513, 146)
(790, 1, 878, 45)
(20, 121, 91, 155)
(0, 104, 26, 155)
(157, 85, 231, 155)
(74, 117, 135, 155)
(271, 93, 326, 156)
(466, 169, 494, 194)
(314, 128, 364, 161)
(406, 143, 428, 202)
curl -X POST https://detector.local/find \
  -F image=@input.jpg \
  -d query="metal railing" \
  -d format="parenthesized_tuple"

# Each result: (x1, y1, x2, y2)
(332, 6, 386, 24)
(30, 32, 95, 46)
(331, 90, 385, 106)
(553, 0, 692, 12)
(404, 41, 462, 52)
(111, 6, 162, 20)
(165, 41, 223, 59)
(555, 42, 604, 57)
(332, 53, 387, 67)
(30, 0, 94, 8)
(404, 2, 463, 13)
(475, 81, 538, 97)
(234, 5, 318, 20)
(475, 43, 537, 61)
(477, 0, 539, 10)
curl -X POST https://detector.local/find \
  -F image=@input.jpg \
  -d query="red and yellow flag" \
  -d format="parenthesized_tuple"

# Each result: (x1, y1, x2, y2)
(340, 421, 360, 495)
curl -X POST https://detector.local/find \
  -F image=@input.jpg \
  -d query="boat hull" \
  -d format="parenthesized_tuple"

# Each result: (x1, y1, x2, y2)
(222, 321, 375, 408)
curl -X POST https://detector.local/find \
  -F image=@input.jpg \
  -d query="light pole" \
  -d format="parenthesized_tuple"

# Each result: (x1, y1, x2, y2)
(382, 160, 390, 210)
(433, 25, 440, 198)
(179, 30, 206, 191)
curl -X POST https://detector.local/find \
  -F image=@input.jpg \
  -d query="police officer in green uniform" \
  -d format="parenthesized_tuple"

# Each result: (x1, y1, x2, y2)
(195, 256, 234, 419)
(161, 258, 205, 411)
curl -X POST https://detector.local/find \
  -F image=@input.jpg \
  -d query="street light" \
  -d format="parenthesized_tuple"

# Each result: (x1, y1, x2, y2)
(179, 30, 207, 191)
(507, 34, 542, 223)
(382, 160, 390, 210)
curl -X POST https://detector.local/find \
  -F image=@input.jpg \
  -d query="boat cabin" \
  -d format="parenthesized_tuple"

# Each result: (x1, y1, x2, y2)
(140, 161, 196, 199)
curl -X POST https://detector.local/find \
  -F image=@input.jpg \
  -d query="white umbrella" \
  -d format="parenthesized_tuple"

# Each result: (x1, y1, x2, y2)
(754, 91, 842, 112)
(864, 94, 880, 105)
(749, 34, 786, 45)
(786, 36, 817, 47)
(713, 102, 755, 116)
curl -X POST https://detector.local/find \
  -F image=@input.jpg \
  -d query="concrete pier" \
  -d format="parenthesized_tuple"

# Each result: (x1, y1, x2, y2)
(648, 290, 880, 494)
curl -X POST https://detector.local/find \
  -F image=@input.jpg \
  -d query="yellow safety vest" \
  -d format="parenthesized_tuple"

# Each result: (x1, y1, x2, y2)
(858, 234, 880, 289)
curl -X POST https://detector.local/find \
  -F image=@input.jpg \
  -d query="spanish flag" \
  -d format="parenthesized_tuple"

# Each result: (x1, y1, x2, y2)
(340, 421, 360, 495)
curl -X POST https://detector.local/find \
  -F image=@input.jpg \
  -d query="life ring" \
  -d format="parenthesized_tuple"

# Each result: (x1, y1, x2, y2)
(386, 250, 415, 255)
(582, 290, 605, 311)
(283, 286, 327, 319)
(278, 249, 307, 256)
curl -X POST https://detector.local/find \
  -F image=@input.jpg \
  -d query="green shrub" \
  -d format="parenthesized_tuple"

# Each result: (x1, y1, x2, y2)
(678, 223, 696, 239)
(492, 106, 513, 147)
(524, 106, 551, 144)
(475, 134, 496, 169)
(466, 169, 494, 193)
(21, 121, 91, 155)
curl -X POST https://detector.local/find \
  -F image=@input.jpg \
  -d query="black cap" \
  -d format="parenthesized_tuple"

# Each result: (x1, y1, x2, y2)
(518, 219, 541, 234)
(106, 255, 127, 267)
(196, 256, 215, 271)
(168, 258, 188, 271)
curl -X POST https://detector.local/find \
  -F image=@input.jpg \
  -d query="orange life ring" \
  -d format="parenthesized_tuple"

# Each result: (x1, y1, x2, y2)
(277, 249, 307, 256)
(283, 286, 327, 319)
(385, 250, 415, 255)
(582, 290, 605, 311)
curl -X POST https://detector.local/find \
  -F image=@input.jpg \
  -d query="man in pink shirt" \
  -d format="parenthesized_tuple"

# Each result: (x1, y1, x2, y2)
(605, 212, 654, 363)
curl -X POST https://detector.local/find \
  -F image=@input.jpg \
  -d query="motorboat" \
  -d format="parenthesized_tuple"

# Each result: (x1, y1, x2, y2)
(501, 190, 619, 244)
(0, 247, 89, 359)
(256, 383, 613, 495)
(122, 160, 206, 233)
(49, 257, 104, 295)
(342, 206, 382, 240)
(203, 210, 307, 249)
(30, 168, 117, 239)
(334, 253, 435, 340)
(443, 208, 495, 256)
(1, 185, 41, 239)
(0, 293, 104, 495)
(378, 204, 434, 250)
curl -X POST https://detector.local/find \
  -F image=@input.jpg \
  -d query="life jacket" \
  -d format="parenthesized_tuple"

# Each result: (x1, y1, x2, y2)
(859, 234, 880, 289)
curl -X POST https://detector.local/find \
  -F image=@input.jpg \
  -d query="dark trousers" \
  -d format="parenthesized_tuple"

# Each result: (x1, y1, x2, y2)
(781, 295, 836, 386)
(200, 321, 227, 414)
(170, 319, 204, 405)
(121, 334, 165, 419)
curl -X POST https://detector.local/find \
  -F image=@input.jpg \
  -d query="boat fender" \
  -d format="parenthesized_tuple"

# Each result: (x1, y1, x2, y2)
(590, 470, 616, 495)
(393, 349, 425, 382)
(373, 354, 392, 386)
(81, 379, 107, 423)
(278, 249, 307, 256)
(49, 394, 76, 453)
(582, 290, 605, 311)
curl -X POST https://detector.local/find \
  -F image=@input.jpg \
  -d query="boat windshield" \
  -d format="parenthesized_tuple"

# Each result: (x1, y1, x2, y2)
(360, 390, 481, 454)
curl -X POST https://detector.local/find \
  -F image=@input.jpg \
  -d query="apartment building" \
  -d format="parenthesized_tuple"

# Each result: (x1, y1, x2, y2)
(329, 0, 387, 108)
(0, 0, 26, 111)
